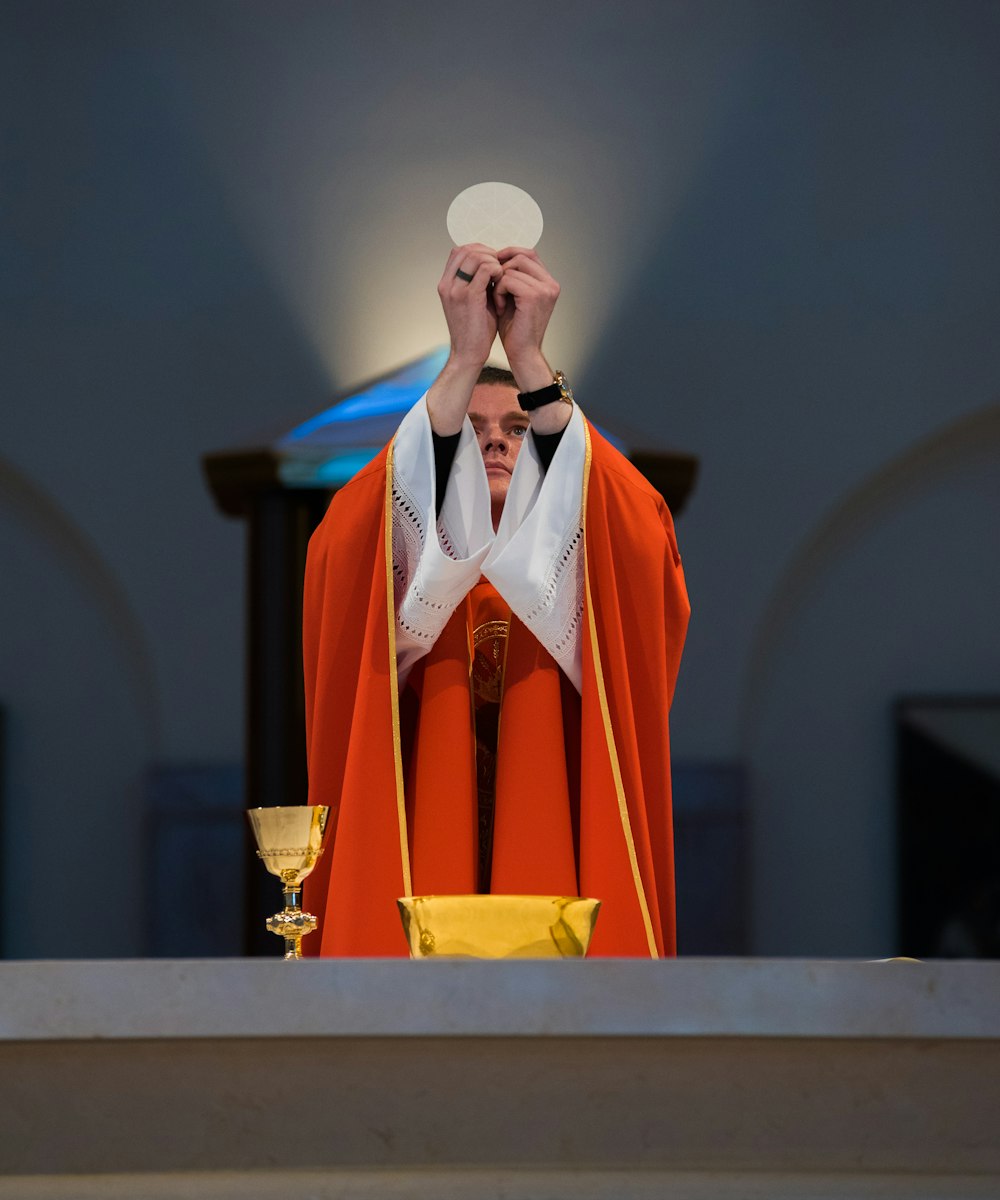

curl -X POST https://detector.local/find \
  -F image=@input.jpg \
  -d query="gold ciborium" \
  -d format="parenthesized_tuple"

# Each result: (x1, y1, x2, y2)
(397, 894, 601, 959)
(247, 805, 329, 959)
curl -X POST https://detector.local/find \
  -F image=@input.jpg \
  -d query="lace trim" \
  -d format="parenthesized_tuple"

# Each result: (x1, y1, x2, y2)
(397, 583, 457, 644)
(391, 475, 424, 592)
(437, 518, 459, 561)
(393, 454, 584, 672)
(392, 472, 469, 648)
(520, 520, 585, 665)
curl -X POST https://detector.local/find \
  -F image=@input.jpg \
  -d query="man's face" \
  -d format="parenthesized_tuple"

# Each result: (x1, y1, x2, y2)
(468, 383, 527, 524)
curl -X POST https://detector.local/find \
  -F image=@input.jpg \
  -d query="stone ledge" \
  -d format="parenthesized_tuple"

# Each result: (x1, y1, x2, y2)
(1, 957, 997, 1042)
(1, 1170, 999, 1200)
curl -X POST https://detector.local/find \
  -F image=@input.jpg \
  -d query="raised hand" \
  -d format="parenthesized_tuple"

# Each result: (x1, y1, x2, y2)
(438, 243, 503, 369)
(493, 247, 560, 393)
(427, 244, 503, 435)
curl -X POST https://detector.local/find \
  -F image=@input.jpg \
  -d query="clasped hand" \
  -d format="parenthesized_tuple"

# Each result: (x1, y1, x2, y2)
(438, 243, 560, 383)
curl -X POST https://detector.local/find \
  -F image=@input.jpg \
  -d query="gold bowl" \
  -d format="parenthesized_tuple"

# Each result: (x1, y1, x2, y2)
(396, 894, 601, 959)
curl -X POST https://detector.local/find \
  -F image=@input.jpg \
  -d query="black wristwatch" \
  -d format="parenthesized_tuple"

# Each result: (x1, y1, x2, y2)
(517, 370, 574, 412)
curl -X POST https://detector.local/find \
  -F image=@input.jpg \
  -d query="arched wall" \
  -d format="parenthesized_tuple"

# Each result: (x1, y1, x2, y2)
(0, 459, 158, 956)
(742, 405, 1000, 955)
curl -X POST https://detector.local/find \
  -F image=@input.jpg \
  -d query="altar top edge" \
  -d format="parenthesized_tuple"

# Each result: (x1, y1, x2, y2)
(2, 958, 998, 1044)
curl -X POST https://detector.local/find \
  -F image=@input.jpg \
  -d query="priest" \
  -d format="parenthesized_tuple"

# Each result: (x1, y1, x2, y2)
(302, 243, 690, 956)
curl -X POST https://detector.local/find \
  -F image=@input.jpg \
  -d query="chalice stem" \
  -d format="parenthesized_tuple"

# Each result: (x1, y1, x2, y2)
(283, 884, 303, 961)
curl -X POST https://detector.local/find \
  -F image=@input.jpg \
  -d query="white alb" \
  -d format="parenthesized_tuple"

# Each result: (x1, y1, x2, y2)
(391, 395, 586, 692)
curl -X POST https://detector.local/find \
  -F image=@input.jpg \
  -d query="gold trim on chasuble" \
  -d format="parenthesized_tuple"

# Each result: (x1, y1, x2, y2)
(472, 612, 510, 891)
(581, 423, 659, 957)
(472, 619, 509, 703)
(384, 442, 412, 897)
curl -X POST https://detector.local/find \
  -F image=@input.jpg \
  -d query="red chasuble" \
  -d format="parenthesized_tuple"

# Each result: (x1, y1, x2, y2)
(302, 423, 689, 957)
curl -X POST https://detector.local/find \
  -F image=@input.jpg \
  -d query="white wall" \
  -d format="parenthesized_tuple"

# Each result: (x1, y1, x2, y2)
(2, 0, 998, 955)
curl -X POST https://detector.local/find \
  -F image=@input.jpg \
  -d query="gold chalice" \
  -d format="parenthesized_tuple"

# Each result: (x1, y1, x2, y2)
(247, 805, 329, 959)
(397, 894, 601, 959)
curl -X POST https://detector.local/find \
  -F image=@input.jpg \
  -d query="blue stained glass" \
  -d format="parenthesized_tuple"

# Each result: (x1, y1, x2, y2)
(311, 450, 380, 486)
(280, 348, 449, 445)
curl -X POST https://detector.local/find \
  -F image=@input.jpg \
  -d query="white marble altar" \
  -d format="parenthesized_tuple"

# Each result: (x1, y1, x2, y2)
(1, 958, 998, 1198)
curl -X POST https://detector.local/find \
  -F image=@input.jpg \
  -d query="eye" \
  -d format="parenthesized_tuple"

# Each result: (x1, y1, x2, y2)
(511, 424, 528, 438)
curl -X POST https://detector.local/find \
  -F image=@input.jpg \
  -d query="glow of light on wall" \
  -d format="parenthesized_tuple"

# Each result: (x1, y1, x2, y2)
(171, 128, 725, 399)
(158, 19, 746, 399)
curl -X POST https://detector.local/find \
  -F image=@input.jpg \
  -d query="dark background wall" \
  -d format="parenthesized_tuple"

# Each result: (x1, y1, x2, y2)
(2, 0, 999, 957)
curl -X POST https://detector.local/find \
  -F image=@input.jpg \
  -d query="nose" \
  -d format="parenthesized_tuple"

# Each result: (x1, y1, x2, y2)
(481, 425, 507, 454)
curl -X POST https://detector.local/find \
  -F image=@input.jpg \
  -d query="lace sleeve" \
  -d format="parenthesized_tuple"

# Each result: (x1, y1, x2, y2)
(482, 405, 587, 692)
(515, 518, 584, 684)
(391, 397, 494, 687)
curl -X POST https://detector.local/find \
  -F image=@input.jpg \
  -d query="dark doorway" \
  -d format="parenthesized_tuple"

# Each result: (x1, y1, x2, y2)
(896, 697, 1000, 959)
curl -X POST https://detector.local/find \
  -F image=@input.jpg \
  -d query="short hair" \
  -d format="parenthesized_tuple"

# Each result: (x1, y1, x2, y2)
(477, 365, 517, 388)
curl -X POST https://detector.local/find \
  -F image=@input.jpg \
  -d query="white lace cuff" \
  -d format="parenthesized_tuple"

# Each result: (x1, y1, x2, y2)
(391, 396, 493, 687)
(482, 404, 587, 692)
